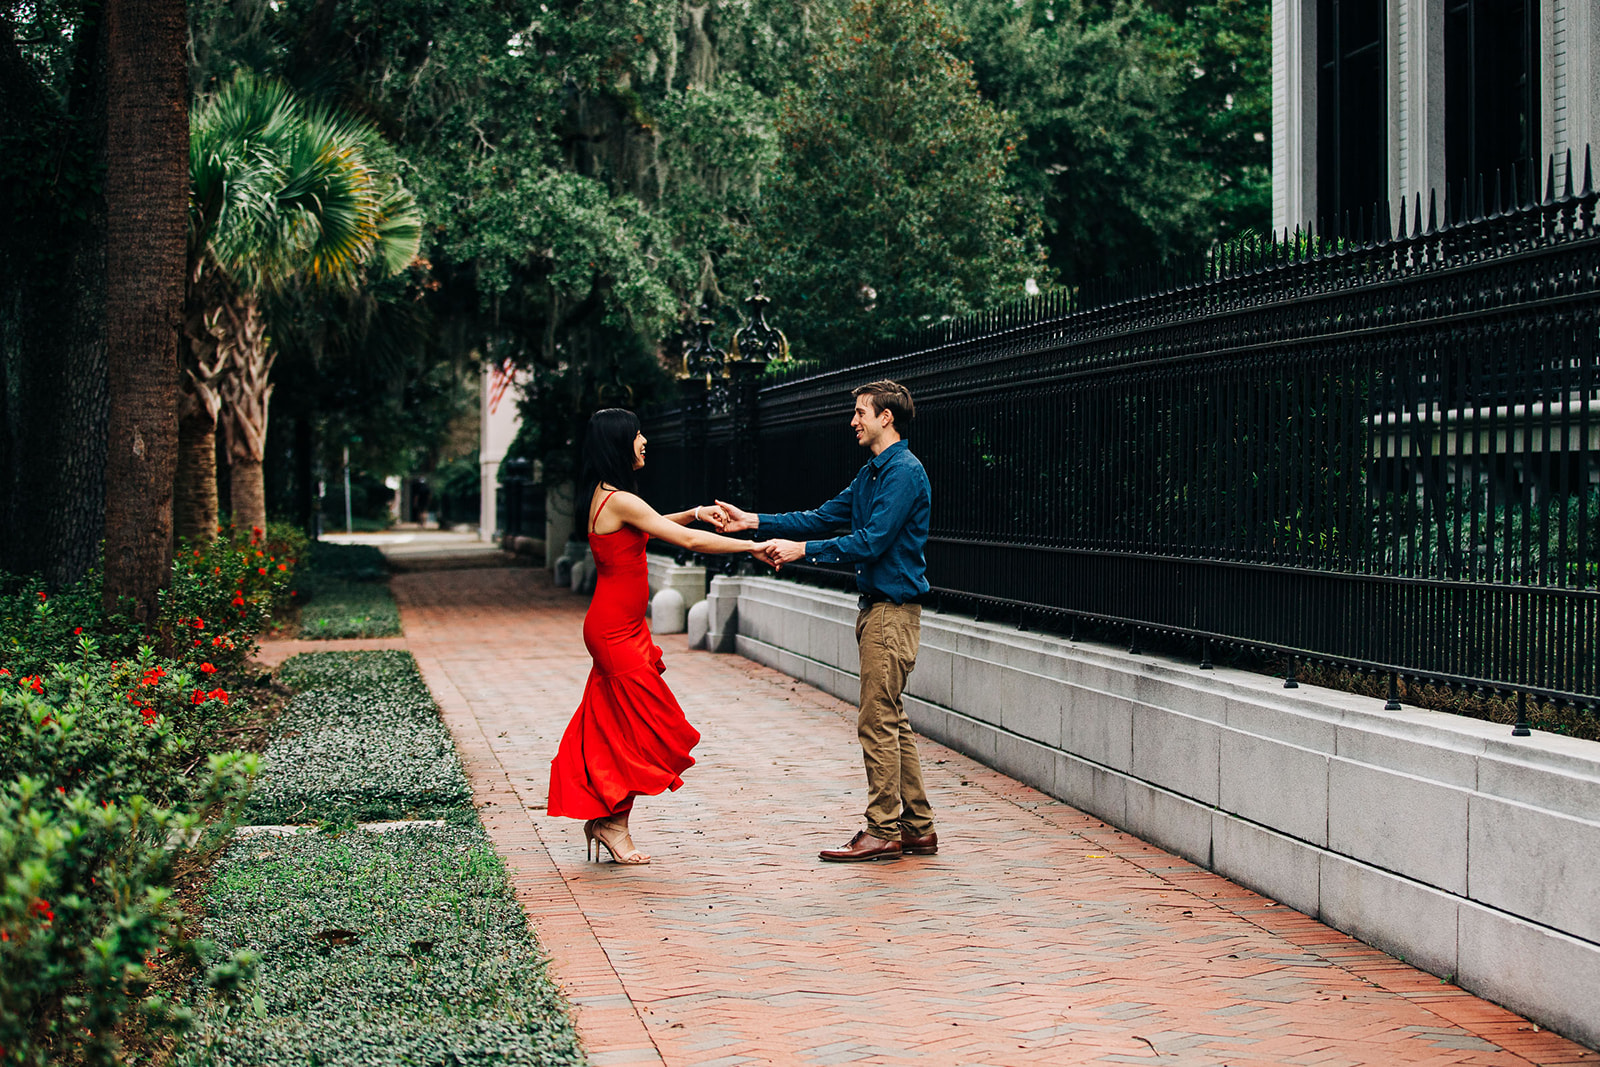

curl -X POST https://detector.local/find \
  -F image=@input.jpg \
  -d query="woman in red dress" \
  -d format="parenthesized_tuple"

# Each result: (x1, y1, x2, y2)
(546, 408, 773, 864)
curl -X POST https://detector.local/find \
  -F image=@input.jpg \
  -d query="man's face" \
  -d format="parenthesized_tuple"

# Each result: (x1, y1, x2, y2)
(851, 396, 890, 449)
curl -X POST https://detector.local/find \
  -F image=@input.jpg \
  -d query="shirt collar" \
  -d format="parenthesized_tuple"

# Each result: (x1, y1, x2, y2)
(870, 439, 907, 469)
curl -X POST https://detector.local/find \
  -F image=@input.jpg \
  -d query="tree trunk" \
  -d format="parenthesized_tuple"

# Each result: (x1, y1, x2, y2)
(101, 0, 187, 622)
(175, 272, 233, 545)
(229, 457, 267, 531)
(219, 293, 275, 532)
(0, 7, 109, 588)
(175, 410, 219, 544)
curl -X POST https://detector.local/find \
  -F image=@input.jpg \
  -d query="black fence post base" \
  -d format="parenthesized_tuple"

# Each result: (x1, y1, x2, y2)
(1512, 692, 1532, 737)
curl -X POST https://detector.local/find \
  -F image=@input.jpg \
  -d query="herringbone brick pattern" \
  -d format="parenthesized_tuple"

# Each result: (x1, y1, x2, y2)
(339, 567, 1591, 1066)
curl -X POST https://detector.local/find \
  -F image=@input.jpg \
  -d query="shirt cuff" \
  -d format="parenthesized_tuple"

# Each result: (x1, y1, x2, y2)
(806, 538, 838, 562)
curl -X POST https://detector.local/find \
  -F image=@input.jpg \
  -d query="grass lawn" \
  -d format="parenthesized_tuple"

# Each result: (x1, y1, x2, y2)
(179, 650, 584, 1066)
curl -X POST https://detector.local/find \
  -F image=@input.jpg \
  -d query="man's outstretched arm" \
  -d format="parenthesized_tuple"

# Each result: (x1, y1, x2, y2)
(715, 485, 854, 539)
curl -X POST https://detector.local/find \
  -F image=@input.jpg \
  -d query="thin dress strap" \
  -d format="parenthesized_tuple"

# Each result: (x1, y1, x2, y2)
(590, 488, 622, 534)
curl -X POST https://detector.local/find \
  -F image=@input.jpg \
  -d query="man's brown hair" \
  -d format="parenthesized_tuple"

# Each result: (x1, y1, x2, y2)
(854, 380, 915, 432)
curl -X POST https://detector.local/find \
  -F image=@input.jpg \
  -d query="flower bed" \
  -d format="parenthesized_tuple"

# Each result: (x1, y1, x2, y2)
(179, 651, 583, 1066)
(0, 524, 300, 1066)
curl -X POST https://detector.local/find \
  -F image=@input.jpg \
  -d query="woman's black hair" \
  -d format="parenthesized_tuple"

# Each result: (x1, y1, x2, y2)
(580, 408, 642, 513)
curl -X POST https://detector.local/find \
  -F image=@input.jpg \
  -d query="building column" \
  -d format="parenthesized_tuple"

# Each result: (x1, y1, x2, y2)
(1272, 0, 1319, 232)
(1391, 0, 1447, 214)
(478, 458, 501, 542)
(1546, 0, 1600, 187)
(478, 359, 526, 543)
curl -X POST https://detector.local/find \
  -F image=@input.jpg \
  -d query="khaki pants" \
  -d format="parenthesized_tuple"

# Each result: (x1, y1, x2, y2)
(856, 602, 935, 841)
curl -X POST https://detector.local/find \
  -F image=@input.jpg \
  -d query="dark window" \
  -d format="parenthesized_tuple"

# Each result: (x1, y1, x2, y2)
(1445, 0, 1539, 206)
(1317, 0, 1389, 233)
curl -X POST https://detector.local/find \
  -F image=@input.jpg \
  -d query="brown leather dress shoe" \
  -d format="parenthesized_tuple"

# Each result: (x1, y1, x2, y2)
(819, 830, 903, 862)
(901, 830, 938, 855)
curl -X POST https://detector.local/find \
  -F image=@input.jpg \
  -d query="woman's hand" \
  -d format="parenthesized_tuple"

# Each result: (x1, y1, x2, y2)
(747, 541, 779, 569)
(713, 499, 757, 533)
(695, 503, 729, 527)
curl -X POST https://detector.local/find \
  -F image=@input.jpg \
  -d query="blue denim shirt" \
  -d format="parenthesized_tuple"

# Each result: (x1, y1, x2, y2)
(757, 440, 931, 603)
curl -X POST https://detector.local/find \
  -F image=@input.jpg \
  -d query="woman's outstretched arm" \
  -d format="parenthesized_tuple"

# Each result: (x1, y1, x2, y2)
(606, 493, 769, 558)
(658, 503, 728, 528)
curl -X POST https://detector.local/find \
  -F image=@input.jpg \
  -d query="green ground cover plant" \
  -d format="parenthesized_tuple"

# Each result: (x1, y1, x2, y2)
(295, 544, 400, 640)
(178, 825, 583, 1067)
(0, 524, 301, 1065)
(242, 652, 469, 826)
(181, 648, 583, 1066)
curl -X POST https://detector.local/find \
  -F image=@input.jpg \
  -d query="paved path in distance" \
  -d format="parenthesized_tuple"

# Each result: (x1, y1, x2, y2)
(369, 567, 1592, 1066)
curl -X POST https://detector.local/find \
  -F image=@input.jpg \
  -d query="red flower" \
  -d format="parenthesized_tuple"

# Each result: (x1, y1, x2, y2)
(211, 636, 225, 647)
(141, 707, 158, 725)
(193, 639, 202, 647)
(278, 563, 288, 571)
(35, 591, 46, 602)
(191, 689, 207, 705)
(19, 675, 42, 694)
(231, 596, 245, 607)
(2, 929, 9, 942)
(257, 567, 267, 576)
(73, 627, 82, 636)
(193, 617, 205, 629)
(0, 668, 10, 677)
(200, 662, 217, 674)
(208, 688, 229, 705)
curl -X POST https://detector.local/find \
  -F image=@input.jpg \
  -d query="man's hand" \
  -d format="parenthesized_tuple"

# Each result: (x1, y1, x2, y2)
(763, 539, 806, 568)
(713, 499, 758, 533)
(696, 503, 729, 527)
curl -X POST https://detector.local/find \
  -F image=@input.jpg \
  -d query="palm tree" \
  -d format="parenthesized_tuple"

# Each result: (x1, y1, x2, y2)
(181, 74, 421, 539)
(102, 0, 188, 623)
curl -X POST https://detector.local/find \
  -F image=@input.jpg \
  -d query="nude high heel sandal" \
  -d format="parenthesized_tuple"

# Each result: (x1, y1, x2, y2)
(583, 819, 601, 862)
(592, 816, 650, 864)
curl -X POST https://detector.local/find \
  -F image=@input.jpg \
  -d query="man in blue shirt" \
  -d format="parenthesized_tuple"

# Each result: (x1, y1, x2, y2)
(716, 380, 936, 862)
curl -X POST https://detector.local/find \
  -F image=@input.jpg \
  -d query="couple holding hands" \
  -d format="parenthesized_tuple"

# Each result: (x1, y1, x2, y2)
(546, 380, 938, 866)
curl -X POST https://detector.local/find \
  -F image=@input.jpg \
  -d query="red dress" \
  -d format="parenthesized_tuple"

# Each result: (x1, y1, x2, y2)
(546, 506, 701, 819)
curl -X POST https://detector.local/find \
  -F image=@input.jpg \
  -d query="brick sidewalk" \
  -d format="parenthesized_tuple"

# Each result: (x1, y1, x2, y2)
(385, 567, 1591, 1067)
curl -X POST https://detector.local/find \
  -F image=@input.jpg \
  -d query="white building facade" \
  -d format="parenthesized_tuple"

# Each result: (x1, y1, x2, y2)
(1273, 0, 1600, 233)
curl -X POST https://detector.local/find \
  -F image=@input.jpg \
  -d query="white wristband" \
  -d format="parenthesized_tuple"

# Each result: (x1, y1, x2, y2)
(694, 505, 702, 523)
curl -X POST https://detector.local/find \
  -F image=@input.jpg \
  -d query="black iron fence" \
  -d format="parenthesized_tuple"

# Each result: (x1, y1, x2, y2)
(643, 152, 1600, 720)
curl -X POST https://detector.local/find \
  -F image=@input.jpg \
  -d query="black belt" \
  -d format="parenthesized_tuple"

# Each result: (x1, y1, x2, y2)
(858, 590, 931, 610)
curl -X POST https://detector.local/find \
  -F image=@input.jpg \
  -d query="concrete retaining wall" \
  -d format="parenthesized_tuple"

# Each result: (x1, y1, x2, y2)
(646, 556, 707, 608)
(705, 575, 1600, 1049)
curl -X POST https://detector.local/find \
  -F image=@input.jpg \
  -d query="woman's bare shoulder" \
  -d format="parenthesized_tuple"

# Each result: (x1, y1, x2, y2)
(591, 488, 651, 531)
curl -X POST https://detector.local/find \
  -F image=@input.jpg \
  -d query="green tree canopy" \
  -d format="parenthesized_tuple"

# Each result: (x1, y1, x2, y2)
(753, 0, 1048, 365)
(951, 0, 1270, 283)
